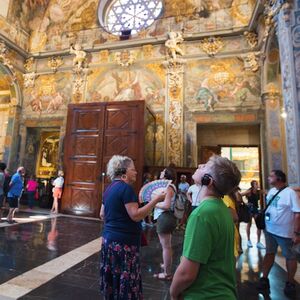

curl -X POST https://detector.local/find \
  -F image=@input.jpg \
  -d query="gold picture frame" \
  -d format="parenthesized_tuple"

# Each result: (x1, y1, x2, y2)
(36, 131, 60, 178)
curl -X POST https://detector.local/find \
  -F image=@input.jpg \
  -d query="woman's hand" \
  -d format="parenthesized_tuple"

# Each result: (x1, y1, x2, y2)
(152, 190, 167, 203)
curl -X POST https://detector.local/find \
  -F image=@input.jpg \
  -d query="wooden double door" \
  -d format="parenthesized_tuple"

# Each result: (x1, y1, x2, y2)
(62, 101, 146, 217)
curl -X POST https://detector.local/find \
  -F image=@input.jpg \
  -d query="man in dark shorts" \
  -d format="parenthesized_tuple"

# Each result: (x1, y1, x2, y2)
(7, 166, 25, 224)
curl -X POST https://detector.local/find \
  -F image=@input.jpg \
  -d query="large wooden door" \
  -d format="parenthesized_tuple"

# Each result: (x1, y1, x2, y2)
(62, 101, 145, 217)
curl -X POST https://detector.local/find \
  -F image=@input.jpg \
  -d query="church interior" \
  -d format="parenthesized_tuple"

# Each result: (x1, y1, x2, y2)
(0, 0, 299, 299)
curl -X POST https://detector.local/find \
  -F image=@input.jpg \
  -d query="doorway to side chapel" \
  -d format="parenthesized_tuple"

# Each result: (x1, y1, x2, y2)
(197, 124, 262, 191)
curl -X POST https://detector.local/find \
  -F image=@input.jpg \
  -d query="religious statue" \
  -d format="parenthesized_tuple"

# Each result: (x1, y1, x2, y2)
(70, 44, 86, 70)
(165, 32, 184, 60)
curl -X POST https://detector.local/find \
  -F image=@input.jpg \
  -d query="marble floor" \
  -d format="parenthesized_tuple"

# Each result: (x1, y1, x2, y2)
(0, 209, 298, 299)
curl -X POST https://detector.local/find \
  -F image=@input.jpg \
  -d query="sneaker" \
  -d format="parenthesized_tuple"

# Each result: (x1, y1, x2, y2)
(284, 281, 296, 297)
(256, 242, 266, 249)
(247, 240, 253, 248)
(257, 277, 270, 291)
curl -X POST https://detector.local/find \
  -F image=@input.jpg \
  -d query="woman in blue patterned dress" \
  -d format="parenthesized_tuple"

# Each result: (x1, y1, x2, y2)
(99, 155, 164, 300)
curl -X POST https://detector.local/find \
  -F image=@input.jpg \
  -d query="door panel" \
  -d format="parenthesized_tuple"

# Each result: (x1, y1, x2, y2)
(62, 104, 104, 216)
(62, 101, 145, 217)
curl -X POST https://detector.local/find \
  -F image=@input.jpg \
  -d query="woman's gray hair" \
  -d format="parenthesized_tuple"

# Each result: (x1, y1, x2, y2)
(106, 155, 133, 180)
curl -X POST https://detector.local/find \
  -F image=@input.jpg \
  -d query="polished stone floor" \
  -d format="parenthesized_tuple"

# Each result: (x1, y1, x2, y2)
(0, 210, 298, 299)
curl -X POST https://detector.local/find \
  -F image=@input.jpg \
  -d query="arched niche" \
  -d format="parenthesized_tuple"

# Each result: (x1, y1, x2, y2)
(0, 62, 21, 163)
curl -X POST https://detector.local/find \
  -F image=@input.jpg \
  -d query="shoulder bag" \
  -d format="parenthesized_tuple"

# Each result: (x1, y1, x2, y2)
(254, 186, 287, 230)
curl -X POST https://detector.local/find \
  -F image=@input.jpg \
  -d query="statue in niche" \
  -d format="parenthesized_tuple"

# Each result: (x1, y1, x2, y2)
(165, 32, 184, 60)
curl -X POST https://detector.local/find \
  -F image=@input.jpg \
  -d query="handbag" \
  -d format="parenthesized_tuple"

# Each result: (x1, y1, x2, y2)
(254, 186, 287, 230)
(237, 201, 250, 223)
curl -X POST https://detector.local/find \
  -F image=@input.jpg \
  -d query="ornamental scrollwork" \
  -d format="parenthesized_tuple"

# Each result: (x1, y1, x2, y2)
(0, 41, 16, 81)
(199, 37, 224, 57)
(244, 31, 258, 49)
(48, 56, 63, 72)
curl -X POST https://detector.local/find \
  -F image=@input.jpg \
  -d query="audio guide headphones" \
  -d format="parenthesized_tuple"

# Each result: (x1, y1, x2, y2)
(201, 174, 212, 186)
(115, 167, 127, 176)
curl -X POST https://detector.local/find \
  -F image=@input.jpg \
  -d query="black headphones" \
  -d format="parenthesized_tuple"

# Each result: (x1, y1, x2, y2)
(201, 174, 212, 186)
(115, 168, 127, 176)
(201, 173, 224, 196)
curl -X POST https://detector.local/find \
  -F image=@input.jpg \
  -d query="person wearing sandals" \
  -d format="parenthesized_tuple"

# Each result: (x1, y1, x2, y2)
(170, 155, 241, 300)
(99, 155, 165, 300)
(153, 167, 177, 281)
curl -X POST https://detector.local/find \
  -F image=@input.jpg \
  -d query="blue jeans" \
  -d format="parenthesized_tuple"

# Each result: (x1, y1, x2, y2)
(27, 191, 35, 208)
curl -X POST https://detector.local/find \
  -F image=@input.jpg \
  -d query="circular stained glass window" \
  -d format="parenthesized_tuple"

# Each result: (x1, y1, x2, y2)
(99, 0, 163, 35)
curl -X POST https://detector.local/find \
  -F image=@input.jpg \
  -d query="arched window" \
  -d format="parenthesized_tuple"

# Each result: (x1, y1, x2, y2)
(98, 0, 163, 35)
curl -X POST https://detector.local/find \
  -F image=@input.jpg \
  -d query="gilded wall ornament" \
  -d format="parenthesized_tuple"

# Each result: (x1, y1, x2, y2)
(24, 57, 35, 72)
(199, 37, 224, 56)
(114, 50, 136, 67)
(0, 41, 16, 81)
(142, 45, 154, 59)
(165, 32, 184, 61)
(48, 56, 63, 72)
(23, 72, 36, 88)
(244, 31, 258, 49)
(241, 52, 261, 72)
(99, 50, 110, 63)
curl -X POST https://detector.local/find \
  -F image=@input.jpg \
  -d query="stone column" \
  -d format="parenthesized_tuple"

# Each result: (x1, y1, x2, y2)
(262, 91, 286, 174)
(275, 2, 300, 185)
(165, 60, 184, 166)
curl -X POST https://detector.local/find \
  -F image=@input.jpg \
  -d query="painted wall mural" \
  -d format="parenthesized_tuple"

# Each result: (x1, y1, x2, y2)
(5, 0, 256, 53)
(86, 66, 166, 166)
(23, 72, 72, 117)
(185, 58, 261, 112)
(86, 67, 165, 110)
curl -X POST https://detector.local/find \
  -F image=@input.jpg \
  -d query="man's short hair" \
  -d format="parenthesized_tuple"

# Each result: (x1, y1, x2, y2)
(0, 162, 6, 171)
(208, 155, 241, 196)
(272, 169, 286, 183)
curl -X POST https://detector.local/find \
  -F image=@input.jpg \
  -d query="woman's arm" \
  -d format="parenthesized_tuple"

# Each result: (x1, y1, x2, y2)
(99, 204, 105, 221)
(125, 192, 165, 222)
(155, 186, 174, 210)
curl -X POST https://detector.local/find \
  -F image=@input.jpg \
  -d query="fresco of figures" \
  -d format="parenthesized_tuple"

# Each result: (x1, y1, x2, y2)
(23, 72, 72, 117)
(86, 67, 165, 110)
(6, 0, 256, 53)
(185, 58, 261, 112)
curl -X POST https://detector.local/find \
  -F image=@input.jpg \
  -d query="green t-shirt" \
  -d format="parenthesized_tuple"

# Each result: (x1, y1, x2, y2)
(183, 198, 236, 300)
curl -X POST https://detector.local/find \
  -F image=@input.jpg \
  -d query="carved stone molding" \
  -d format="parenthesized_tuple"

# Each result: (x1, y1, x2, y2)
(199, 37, 224, 56)
(48, 56, 63, 72)
(165, 56, 185, 166)
(263, 0, 289, 42)
(276, 5, 300, 185)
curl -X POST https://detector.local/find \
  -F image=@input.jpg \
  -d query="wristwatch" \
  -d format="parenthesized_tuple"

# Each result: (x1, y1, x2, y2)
(294, 231, 300, 236)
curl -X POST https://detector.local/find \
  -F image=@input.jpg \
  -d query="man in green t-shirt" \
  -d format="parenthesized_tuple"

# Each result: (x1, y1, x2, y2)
(170, 155, 241, 300)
